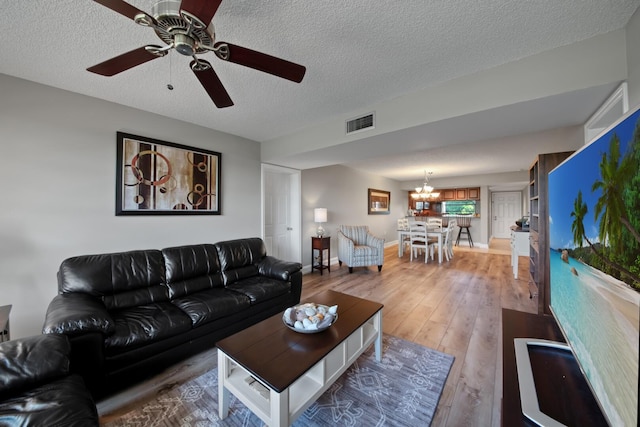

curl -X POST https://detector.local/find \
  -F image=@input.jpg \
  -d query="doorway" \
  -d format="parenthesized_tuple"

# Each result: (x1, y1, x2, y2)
(261, 164, 301, 263)
(491, 191, 522, 239)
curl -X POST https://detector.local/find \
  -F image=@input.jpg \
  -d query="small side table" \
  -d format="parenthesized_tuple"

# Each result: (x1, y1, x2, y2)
(311, 236, 331, 275)
(0, 305, 11, 342)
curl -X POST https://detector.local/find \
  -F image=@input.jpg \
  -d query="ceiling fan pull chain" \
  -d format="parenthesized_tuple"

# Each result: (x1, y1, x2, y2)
(167, 52, 173, 91)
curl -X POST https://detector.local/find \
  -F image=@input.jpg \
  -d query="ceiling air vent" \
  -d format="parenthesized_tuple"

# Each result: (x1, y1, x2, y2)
(346, 112, 375, 135)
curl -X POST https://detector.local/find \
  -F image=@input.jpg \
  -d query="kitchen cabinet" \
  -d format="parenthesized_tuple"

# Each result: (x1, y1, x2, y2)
(441, 189, 456, 200)
(455, 188, 468, 200)
(436, 187, 479, 201)
(468, 187, 480, 200)
(408, 186, 481, 209)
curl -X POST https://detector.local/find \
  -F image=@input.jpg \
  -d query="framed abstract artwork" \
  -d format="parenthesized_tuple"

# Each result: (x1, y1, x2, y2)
(368, 188, 390, 215)
(116, 132, 221, 215)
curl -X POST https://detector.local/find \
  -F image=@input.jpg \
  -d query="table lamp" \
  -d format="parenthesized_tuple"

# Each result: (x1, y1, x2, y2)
(314, 208, 327, 237)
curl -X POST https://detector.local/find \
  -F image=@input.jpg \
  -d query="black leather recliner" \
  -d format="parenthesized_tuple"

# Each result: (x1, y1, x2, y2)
(0, 334, 99, 426)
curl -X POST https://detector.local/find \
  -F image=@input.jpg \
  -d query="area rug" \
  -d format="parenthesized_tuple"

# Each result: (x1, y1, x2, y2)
(103, 334, 454, 427)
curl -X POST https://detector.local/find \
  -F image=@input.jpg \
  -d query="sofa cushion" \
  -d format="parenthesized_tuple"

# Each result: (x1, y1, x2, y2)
(214, 238, 266, 285)
(105, 302, 192, 350)
(354, 245, 379, 256)
(162, 244, 224, 299)
(0, 335, 69, 397)
(0, 374, 98, 426)
(228, 276, 291, 304)
(171, 288, 251, 327)
(58, 250, 168, 310)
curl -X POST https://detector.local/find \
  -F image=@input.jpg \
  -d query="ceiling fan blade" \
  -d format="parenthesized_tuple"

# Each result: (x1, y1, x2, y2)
(190, 60, 234, 108)
(87, 46, 166, 76)
(92, 0, 148, 21)
(215, 42, 306, 83)
(180, 0, 223, 25)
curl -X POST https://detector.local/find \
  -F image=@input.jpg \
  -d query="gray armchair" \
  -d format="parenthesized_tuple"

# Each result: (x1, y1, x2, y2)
(337, 225, 385, 273)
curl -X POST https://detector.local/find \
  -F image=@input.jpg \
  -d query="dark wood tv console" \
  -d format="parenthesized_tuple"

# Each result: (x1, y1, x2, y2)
(501, 309, 608, 426)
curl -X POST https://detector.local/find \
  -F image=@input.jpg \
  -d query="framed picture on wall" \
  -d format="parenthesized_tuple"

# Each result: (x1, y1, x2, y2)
(368, 188, 390, 215)
(116, 132, 221, 215)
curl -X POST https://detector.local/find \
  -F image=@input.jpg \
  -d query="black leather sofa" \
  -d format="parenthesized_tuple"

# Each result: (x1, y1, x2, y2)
(42, 238, 302, 399)
(0, 334, 99, 426)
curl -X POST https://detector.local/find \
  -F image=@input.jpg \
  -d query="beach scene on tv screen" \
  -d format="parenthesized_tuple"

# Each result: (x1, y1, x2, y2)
(549, 108, 640, 426)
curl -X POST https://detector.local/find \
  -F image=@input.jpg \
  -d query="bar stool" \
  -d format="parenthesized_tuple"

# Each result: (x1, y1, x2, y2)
(455, 215, 473, 247)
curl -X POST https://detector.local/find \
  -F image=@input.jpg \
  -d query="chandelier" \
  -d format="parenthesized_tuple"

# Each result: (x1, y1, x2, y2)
(413, 171, 440, 199)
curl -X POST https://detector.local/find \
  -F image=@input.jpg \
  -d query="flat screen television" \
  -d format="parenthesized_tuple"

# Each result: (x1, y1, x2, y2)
(545, 105, 640, 426)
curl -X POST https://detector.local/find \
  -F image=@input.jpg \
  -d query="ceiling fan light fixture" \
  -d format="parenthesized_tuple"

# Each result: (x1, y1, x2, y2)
(174, 33, 196, 56)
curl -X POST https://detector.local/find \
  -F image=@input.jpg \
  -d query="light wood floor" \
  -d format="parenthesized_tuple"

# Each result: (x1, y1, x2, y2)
(98, 239, 536, 426)
(301, 239, 536, 426)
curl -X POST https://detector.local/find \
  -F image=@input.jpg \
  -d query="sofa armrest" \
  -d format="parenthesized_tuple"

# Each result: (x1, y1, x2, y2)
(337, 231, 355, 263)
(0, 334, 70, 396)
(366, 233, 385, 249)
(258, 256, 302, 281)
(43, 293, 114, 336)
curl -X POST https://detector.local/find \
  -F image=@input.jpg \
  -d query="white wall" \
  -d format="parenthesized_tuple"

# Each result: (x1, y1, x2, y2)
(263, 30, 627, 164)
(301, 165, 404, 271)
(627, 6, 640, 108)
(0, 75, 262, 338)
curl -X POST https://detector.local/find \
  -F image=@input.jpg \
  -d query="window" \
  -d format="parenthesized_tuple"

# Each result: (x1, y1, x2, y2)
(442, 200, 476, 215)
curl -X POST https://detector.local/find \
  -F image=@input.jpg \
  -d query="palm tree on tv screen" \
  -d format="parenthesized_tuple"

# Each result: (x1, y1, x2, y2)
(569, 124, 640, 289)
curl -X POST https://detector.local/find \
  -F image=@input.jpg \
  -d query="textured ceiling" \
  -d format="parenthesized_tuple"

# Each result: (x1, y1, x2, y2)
(1, 0, 638, 183)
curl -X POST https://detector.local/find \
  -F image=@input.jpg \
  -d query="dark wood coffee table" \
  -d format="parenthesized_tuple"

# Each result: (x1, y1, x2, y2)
(216, 290, 383, 427)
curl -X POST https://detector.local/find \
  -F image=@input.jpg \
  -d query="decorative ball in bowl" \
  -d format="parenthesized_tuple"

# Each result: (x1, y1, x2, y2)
(283, 303, 338, 333)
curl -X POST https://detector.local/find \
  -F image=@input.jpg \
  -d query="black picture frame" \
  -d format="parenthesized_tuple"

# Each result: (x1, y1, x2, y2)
(116, 132, 221, 215)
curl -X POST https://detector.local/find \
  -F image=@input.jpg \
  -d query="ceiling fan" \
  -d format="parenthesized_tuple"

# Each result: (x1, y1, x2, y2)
(87, 0, 306, 108)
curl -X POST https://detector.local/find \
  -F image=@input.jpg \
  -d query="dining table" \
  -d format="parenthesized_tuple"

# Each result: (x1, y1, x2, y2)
(397, 225, 448, 264)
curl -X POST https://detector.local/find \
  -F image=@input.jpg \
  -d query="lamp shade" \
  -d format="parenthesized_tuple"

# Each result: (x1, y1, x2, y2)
(314, 208, 327, 223)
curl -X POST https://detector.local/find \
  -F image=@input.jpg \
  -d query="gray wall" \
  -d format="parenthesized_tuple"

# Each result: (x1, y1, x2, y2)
(0, 74, 262, 338)
(301, 165, 404, 271)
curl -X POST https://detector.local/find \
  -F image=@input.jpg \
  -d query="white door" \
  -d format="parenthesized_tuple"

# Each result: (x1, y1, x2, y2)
(492, 192, 521, 238)
(262, 164, 301, 262)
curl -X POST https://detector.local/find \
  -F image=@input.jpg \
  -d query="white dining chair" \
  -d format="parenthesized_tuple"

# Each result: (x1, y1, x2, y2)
(409, 222, 436, 263)
(426, 217, 443, 231)
(397, 217, 411, 254)
(443, 219, 457, 261)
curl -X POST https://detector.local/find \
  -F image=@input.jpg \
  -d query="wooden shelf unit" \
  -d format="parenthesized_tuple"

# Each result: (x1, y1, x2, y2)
(528, 152, 572, 314)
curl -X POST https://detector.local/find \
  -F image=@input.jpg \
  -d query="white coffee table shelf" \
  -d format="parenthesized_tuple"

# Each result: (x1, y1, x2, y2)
(218, 310, 382, 427)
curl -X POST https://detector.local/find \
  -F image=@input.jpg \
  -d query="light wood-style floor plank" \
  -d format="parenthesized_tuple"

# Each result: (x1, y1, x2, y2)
(300, 239, 537, 426)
